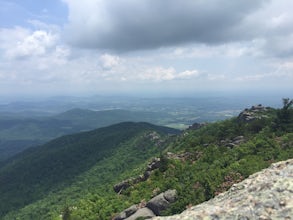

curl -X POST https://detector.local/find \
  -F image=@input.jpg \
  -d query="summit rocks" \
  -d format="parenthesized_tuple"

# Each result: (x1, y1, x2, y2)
(153, 159, 293, 220)
(237, 104, 269, 122)
(114, 190, 177, 220)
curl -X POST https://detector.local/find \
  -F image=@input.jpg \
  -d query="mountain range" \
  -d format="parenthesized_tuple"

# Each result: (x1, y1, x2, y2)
(0, 99, 292, 219)
(0, 109, 172, 162)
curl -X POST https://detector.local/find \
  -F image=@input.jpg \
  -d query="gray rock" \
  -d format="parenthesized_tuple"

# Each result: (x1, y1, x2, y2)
(114, 157, 163, 194)
(188, 123, 206, 130)
(147, 158, 161, 171)
(221, 136, 245, 148)
(144, 171, 151, 179)
(113, 180, 132, 193)
(163, 189, 177, 203)
(153, 159, 293, 220)
(115, 190, 177, 220)
(147, 193, 169, 215)
(237, 104, 268, 122)
(147, 190, 177, 215)
(114, 205, 138, 220)
(124, 205, 139, 217)
(114, 213, 126, 220)
(125, 207, 155, 220)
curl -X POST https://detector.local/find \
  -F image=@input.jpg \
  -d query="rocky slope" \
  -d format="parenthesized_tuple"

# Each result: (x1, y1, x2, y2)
(153, 159, 293, 220)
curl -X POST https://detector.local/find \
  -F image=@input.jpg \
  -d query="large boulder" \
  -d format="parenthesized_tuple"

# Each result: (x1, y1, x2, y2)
(237, 104, 268, 122)
(125, 207, 155, 220)
(114, 205, 138, 220)
(188, 122, 206, 130)
(146, 189, 177, 215)
(146, 158, 161, 171)
(115, 189, 177, 219)
(114, 158, 162, 194)
(163, 189, 177, 203)
(113, 179, 132, 193)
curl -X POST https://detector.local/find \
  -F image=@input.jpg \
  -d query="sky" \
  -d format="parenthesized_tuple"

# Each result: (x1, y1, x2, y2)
(0, 0, 292, 97)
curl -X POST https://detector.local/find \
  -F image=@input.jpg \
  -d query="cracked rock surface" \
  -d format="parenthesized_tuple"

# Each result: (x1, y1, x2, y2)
(153, 159, 293, 220)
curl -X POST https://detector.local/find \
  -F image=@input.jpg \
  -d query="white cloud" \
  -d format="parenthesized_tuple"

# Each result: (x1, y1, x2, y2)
(138, 67, 200, 82)
(54, 45, 70, 60)
(99, 54, 121, 69)
(1, 0, 293, 96)
(0, 26, 59, 61)
(0, 27, 29, 50)
(239, 0, 293, 58)
(0, 25, 72, 89)
(178, 70, 200, 78)
(5, 30, 57, 59)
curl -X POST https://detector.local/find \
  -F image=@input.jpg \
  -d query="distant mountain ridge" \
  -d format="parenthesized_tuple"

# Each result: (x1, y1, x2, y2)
(0, 109, 171, 161)
(0, 122, 179, 218)
(1, 96, 263, 162)
(54, 108, 169, 128)
(0, 100, 292, 220)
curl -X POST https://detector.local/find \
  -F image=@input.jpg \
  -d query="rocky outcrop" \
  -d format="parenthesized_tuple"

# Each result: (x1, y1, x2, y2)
(237, 104, 269, 122)
(220, 135, 245, 148)
(146, 190, 177, 215)
(125, 208, 155, 220)
(166, 151, 201, 161)
(146, 158, 161, 171)
(114, 158, 161, 193)
(114, 190, 177, 220)
(188, 122, 206, 130)
(114, 205, 138, 220)
(153, 159, 293, 220)
(113, 180, 132, 194)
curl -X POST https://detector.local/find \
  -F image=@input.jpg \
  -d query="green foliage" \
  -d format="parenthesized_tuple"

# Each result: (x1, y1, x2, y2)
(0, 102, 292, 220)
(274, 98, 293, 132)
(61, 206, 71, 220)
(0, 122, 178, 219)
(0, 109, 179, 161)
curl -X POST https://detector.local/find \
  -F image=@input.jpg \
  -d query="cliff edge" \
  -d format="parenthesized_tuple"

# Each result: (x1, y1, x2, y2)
(153, 159, 293, 220)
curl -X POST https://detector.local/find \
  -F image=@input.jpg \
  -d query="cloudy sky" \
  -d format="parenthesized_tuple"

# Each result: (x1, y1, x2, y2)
(0, 0, 292, 97)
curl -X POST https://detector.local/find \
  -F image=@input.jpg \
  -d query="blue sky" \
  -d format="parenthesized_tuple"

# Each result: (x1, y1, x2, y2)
(0, 0, 292, 97)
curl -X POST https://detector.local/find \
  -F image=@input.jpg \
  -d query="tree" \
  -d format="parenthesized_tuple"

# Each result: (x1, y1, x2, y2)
(282, 98, 293, 110)
(275, 98, 293, 132)
(62, 206, 71, 220)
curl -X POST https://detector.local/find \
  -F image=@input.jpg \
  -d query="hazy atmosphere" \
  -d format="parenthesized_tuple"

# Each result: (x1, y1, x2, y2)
(0, 0, 292, 97)
(0, 2, 292, 219)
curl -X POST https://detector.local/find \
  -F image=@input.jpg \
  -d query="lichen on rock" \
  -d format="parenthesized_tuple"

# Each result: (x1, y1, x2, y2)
(153, 159, 293, 220)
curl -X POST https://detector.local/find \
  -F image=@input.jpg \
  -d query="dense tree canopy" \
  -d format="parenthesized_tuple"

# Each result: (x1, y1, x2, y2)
(0, 102, 292, 220)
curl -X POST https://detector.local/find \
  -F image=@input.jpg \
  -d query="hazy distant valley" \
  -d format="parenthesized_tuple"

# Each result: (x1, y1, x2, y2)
(0, 97, 291, 220)
(0, 97, 240, 161)
(0, 95, 283, 162)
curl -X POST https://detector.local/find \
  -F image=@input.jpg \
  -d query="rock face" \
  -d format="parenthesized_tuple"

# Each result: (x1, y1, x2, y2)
(188, 122, 206, 130)
(153, 159, 293, 220)
(125, 208, 155, 220)
(146, 158, 161, 171)
(114, 158, 161, 193)
(237, 104, 269, 122)
(146, 190, 177, 215)
(114, 190, 177, 220)
(114, 205, 138, 220)
(113, 180, 132, 194)
(166, 152, 198, 161)
(220, 135, 245, 148)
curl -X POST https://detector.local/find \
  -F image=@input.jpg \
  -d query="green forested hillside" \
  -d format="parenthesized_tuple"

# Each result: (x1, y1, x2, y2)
(54, 109, 168, 127)
(0, 122, 179, 219)
(0, 100, 292, 220)
(0, 109, 171, 161)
